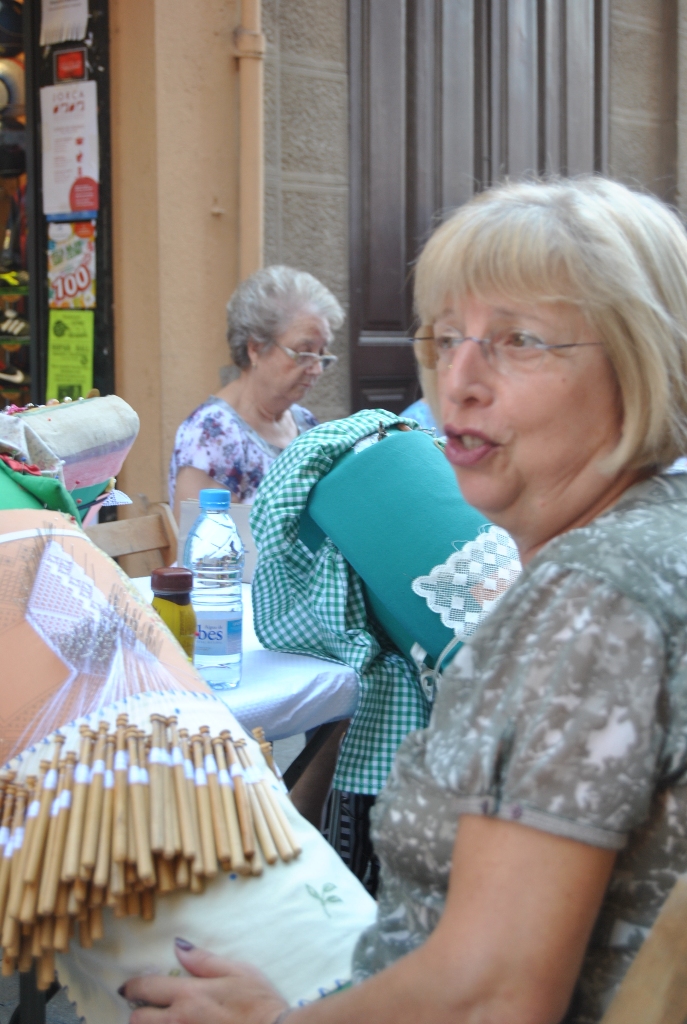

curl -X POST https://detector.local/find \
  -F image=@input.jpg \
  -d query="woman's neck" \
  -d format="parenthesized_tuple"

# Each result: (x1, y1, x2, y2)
(215, 372, 295, 443)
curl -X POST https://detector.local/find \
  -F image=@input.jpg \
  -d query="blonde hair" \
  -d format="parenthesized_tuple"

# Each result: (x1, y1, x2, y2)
(414, 177, 687, 472)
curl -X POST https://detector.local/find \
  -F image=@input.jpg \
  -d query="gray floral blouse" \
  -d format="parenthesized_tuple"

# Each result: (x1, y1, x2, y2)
(353, 472, 687, 1023)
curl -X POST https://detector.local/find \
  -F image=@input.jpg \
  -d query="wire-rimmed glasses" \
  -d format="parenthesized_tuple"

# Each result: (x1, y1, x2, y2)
(275, 343, 338, 370)
(433, 328, 602, 373)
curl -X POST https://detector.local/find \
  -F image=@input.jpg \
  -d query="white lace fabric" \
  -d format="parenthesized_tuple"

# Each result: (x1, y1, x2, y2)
(412, 526, 521, 641)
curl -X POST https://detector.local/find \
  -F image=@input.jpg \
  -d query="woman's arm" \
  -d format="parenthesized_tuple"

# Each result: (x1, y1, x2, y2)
(173, 467, 231, 522)
(124, 815, 615, 1024)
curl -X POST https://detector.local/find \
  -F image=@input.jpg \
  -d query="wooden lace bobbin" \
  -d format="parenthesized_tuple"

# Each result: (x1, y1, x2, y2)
(125, 728, 155, 884)
(200, 728, 231, 864)
(0, 956, 15, 977)
(54, 882, 68, 919)
(79, 912, 92, 949)
(138, 732, 155, 877)
(24, 735, 65, 890)
(61, 727, 94, 883)
(36, 947, 55, 991)
(190, 735, 218, 878)
(240, 762, 277, 865)
(112, 715, 129, 865)
(178, 730, 203, 877)
(31, 922, 42, 957)
(39, 914, 54, 952)
(5, 772, 41, 933)
(93, 736, 115, 889)
(156, 855, 176, 894)
(126, 783, 137, 867)
(125, 891, 140, 917)
(168, 719, 197, 863)
(161, 722, 181, 861)
(140, 887, 155, 922)
(235, 740, 293, 862)
(0, 772, 16, 855)
(1, 784, 30, 955)
(89, 905, 104, 941)
(79, 722, 109, 879)
(52, 914, 69, 953)
(0, 786, 17, 926)
(17, 930, 33, 972)
(148, 716, 166, 854)
(251, 728, 278, 775)
(221, 732, 255, 861)
(174, 855, 190, 888)
(212, 737, 248, 875)
(66, 877, 88, 916)
(34, 761, 68, 921)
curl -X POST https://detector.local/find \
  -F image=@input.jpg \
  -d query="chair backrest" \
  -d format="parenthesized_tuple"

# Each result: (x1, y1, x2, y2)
(85, 502, 178, 577)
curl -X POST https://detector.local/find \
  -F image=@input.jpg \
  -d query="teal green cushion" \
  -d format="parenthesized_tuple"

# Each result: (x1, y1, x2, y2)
(305, 429, 488, 663)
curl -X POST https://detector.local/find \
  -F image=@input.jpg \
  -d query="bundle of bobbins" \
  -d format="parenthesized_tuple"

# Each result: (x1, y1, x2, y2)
(0, 716, 299, 990)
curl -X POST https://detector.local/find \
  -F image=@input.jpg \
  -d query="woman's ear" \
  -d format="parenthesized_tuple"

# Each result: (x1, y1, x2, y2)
(246, 338, 260, 369)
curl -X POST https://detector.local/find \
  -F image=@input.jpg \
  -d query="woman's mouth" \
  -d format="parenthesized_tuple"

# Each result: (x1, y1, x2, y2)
(444, 430, 498, 467)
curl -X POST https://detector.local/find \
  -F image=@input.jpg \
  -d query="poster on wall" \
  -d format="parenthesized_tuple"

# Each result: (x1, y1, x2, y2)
(46, 309, 93, 401)
(40, 81, 99, 216)
(40, 0, 89, 47)
(48, 220, 96, 308)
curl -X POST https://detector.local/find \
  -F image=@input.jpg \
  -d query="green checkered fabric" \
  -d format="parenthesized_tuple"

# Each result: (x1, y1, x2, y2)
(250, 410, 431, 795)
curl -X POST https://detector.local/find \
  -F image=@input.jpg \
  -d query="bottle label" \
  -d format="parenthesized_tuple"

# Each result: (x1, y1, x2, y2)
(194, 613, 242, 656)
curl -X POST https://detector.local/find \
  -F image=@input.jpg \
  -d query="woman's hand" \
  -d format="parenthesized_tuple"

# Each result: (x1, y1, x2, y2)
(121, 938, 289, 1024)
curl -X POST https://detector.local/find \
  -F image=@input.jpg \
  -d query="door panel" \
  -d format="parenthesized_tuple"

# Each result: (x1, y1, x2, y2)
(349, 0, 609, 415)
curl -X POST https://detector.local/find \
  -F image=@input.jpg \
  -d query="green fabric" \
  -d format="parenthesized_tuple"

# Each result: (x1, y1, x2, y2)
(251, 411, 435, 794)
(0, 459, 80, 518)
(307, 429, 488, 663)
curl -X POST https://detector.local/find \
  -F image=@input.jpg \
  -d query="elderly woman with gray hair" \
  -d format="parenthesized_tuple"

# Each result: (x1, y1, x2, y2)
(169, 266, 343, 518)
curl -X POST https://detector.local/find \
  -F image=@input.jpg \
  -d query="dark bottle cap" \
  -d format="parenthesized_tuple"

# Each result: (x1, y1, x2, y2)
(151, 566, 194, 594)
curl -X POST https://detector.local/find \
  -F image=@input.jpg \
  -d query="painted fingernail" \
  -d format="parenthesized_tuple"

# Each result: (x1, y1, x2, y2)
(117, 984, 126, 998)
(175, 937, 195, 951)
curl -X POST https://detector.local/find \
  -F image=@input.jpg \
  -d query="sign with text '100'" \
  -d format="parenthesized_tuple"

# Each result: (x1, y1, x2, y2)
(48, 220, 96, 309)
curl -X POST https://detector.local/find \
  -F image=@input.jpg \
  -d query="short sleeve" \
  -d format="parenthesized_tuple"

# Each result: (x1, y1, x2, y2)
(430, 565, 667, 849)
(169, 402, 247, 504)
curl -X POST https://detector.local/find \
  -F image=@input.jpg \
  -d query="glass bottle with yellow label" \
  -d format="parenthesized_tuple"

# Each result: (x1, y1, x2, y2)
(150, 566, 196, 661)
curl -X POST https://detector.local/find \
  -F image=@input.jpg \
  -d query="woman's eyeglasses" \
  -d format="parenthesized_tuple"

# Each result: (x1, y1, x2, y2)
(276, 343, 338, 370)
(434, 329, 602, 374)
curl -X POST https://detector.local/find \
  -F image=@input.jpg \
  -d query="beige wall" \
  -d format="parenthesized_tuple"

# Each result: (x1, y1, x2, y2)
(110, 0, 242, 511)
(609, 0, 678, 201)
(262, 0, 350, 422)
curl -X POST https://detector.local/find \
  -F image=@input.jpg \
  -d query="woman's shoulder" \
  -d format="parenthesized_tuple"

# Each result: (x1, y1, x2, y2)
(533, 472, 687, 632)
(175, 397, 245, 443)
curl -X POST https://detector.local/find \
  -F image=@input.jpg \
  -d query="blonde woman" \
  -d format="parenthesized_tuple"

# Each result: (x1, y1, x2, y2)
(124, 178, 687, 1024)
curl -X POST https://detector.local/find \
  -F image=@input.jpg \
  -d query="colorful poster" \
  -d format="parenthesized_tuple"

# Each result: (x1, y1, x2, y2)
(40, 81, 99, 216)
(40, 0, 88, 47)
(48, 220, 96, 308)
(46, 309, 93, 401)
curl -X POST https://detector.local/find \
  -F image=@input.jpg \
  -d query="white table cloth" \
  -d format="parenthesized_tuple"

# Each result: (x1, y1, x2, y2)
(132, 579, 359, 740)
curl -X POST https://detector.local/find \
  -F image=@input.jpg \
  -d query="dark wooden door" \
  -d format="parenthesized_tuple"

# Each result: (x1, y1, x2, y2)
(348, 0, 609, 414)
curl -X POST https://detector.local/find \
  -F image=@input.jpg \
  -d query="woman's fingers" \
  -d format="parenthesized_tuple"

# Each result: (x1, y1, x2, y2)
(129, 1007, 171, 1024)
(174, 939, 247, 979)
(121, 973, 183, 1008)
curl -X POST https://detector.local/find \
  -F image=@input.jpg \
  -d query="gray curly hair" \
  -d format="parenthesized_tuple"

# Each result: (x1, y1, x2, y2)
(226, 265, 345, 369)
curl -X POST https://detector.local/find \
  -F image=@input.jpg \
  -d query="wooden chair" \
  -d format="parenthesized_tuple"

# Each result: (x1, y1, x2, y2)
(85, 502, 178, 577)
(599, 875, 687, 1024)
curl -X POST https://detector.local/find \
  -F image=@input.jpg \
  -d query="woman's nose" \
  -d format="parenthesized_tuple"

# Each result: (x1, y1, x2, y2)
(441, 338, 494, 407)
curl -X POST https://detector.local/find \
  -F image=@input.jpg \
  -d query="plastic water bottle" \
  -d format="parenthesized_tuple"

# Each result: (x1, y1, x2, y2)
(183, 489, 244, 690)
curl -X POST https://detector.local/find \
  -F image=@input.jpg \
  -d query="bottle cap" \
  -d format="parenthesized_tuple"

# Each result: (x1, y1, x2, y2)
(151, 566, 194, 594)
(199, 488, 231, 511)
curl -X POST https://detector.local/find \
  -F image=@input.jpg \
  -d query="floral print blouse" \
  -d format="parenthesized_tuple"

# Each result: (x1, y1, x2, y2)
(168, 396, 318, 506)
